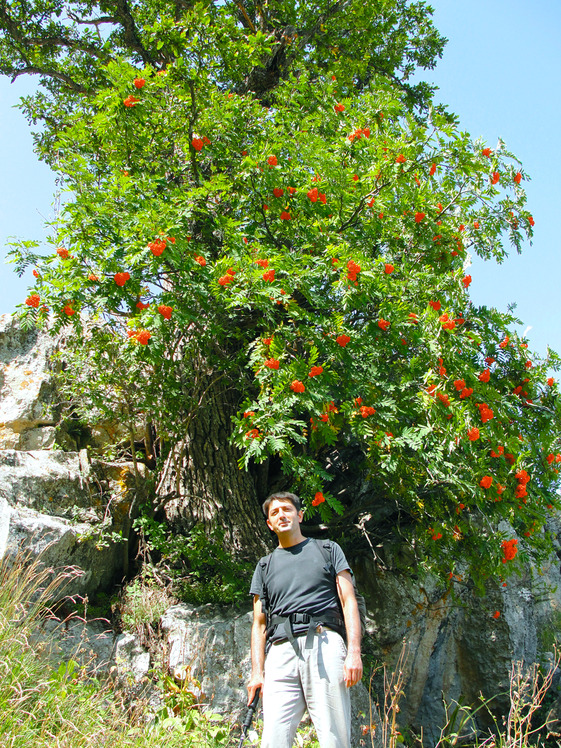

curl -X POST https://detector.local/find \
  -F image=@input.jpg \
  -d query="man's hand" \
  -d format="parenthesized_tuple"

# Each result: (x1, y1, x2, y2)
(247, 675, 264, 705)
(343, 650, 363, 688)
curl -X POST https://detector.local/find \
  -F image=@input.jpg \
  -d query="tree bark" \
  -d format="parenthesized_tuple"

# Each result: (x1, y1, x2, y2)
(156, 375, 272, 561)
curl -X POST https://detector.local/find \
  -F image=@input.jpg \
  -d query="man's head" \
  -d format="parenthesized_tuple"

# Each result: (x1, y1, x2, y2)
(262, 491, 301, 518)
(262, 492, 304, 543)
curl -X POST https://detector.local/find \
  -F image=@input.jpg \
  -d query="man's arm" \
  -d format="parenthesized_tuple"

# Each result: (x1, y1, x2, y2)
(336, 570, 363, 688)
(247, 593, 267, 704)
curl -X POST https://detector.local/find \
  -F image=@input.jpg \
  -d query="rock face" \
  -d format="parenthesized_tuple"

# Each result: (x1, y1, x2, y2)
(0, 314, 60, 449)
(0, 447, 146, 597)
(356, 542, 561, 745)
(0, 314, 148, 598)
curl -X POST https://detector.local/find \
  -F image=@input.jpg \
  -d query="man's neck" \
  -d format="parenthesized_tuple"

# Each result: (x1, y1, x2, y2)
(277, 531, 306, 549)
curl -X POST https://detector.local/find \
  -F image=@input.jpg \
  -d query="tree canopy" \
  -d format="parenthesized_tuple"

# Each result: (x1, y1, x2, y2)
(5, 0, 561, 590)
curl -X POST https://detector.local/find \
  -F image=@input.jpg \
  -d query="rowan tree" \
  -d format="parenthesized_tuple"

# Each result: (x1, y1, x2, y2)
(5, 0, 561, 585)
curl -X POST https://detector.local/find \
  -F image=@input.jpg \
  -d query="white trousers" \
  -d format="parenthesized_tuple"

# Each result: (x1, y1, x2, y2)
(261, 629, 351, 748)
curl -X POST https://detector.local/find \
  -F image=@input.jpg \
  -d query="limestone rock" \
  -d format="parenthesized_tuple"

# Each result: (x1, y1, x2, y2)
(0, 448, 148, 598)
(0, 314, 59, 449)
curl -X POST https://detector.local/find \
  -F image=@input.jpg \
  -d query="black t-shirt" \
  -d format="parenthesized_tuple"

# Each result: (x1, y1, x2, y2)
(249, 537, 350, 643)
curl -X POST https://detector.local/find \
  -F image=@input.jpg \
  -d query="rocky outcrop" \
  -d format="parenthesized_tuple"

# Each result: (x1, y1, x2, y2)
(356, 540, 561, 744)
(0, 314, 60, 449)
(0, 447, 147, 597)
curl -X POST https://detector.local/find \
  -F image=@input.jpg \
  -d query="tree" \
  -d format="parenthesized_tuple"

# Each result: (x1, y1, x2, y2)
(5, 0, 561, 585)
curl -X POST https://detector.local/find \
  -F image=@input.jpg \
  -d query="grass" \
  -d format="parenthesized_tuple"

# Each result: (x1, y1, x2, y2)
(0, 554, 232, 747)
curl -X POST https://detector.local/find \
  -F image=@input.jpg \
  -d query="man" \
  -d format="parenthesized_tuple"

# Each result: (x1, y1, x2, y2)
(247, 491, 362, 748)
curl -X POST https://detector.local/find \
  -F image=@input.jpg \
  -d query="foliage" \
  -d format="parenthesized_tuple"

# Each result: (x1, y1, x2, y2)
(0, 554, 233, 746)
(3, 0, 561, 588)
(134, 517, 253, 604)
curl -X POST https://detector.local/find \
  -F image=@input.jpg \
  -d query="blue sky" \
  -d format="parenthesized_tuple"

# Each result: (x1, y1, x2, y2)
(1, 0, 560, 360)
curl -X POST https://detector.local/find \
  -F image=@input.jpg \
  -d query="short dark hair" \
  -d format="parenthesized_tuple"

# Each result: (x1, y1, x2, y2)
(262, 491, 302, 517)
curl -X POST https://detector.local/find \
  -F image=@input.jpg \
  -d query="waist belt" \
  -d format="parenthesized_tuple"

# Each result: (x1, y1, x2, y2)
(268, 612, 345, 658)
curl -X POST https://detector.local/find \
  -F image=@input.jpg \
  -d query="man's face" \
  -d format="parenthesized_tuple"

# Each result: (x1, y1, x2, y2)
(266, 499, 303, 536)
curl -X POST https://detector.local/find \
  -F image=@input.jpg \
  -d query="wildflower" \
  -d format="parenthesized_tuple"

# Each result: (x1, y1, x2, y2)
(414, 212, 425, 223)
(468, 427, 480, 441)
(493, 611, 501, 619)
(514, 172, 522, 184)
(194, 255, 206, 266)
(264, 358, 280, 370)
(525, 360, 533, 369)
(454, 379, 466, 391)
(479, 369, 490, 383)
(482, 148, 492, 157)
(319, 193, 327, 204)
(473, 221, 480, 229)
(218, 275, 232, 286)
(336, 334, 350, 347)
(462, 275, 472, 288)
(312, 492, 325, 506)
(547, 377, 555, 386)
(158, 304, 173, 319)
(280, 211, 292, 220)
(25, 294, 40, 308)
(273, 187, 284, 198)
(408, 313, 418, 324)
(429, 163, 436, 176)
(396, 154, 406, 164)
(334, 103, 345, 112)
(528, 215, 535, 226)
(384, 263, 394, 274)
(56, 247, 69, 259)
(378, 319, 390, 331)
(114, 272, 130, 287)
(429, 300, 441, 311)
(136, 301, 150, 310)
(309, 366, 323, 377)
(290, 380, 305, 393)
(263, 269, 275, 282)
(123, 95, 140, 107)
(246, 429, 259, 439)
(491, 171, 500, 185)
(307, 187, 318, 202)
(267, 155, 278, 167)
(480, 476, 493, 489)
(88, 273, 99, 281)
(263, 337, 273, 346)
(499, 336, 509, 349)
(437, 392, 450, 407)
(133, 78, 145, 89)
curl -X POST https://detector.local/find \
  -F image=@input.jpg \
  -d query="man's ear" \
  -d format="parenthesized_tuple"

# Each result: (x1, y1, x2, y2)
(266, 517, 273, 532)
(297, 510, 303, 524)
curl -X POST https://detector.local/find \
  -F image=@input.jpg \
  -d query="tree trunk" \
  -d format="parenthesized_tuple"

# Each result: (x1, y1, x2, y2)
(156, 374, 272, 561)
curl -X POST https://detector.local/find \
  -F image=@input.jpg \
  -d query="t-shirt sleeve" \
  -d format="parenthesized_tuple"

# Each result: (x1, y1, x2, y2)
(249, 560, 264, 598)
(330, 541, 352, 575)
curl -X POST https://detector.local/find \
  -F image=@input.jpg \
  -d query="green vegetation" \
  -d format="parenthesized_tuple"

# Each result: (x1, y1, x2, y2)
(4, 0, 561, 589)
(0, 556, 231, 746)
